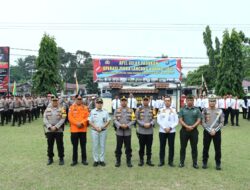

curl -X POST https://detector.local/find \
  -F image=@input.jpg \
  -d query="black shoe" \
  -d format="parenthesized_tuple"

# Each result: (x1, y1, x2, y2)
(138, 160, 144, 167)
(115, 161, 121, 167)
(216, 165, 221, 170)
(93, 161, 99, 167)
(146, 161, 154, 167)
(59, 159, 64, 165)
(82, 161, 89, 166)
(70, 161, 77, 166)
(193, 163, 199, 169)
(168, 163, 175, 167)
(158, 162, 165, 167)
(100, 162, 106, 167)
(179, 163, 185, 168)
(202, 163, 207, 169)
(47, 159, 53, 165)
(236, 124, 239, 127)
(127, 160, 133, 168)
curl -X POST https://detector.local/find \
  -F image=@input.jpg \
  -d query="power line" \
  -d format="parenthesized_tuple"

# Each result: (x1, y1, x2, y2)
(10, 47, 209, 60)
(2, 23, 250, 31)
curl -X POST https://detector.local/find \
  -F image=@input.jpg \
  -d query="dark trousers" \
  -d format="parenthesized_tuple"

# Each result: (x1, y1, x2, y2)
(3, 110, 8, 124)
(159, 132, 175, 164)
(115, 135, 132, 160)
(242, 108, 247, 119)
(12, 111, 21, 126)
(248, 107, 250, 120)
(8, 110, 13, 123)
(71, 132, 87, 162)
(46, 132, 64, 159)
(222, 109, 229, 125)
(180, 128, 198, 164)
(137, 133, 153, 161)
(0, 110, 4, 125)
(202, 130, 221, 165)
(231, 109, 239, 125)
(25, 109, 31, 123)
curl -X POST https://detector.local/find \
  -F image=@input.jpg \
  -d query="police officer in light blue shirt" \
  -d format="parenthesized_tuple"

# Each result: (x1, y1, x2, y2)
(88, 97, 111, 167)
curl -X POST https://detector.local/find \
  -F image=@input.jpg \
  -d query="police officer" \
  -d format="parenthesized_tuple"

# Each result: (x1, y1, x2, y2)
(114, 96, 136, 167)
(202, 95, 224, 170)
(12, 96, 22, 127)
(136, 96, 155, 167)
(88, 97, 111, 167)
(179, 95, 202, 169)
(157, 96, 178, 167)
(43, 95, 66, 165)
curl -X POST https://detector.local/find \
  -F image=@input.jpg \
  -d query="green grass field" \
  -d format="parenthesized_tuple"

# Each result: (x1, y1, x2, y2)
(0, 117, 250, 190)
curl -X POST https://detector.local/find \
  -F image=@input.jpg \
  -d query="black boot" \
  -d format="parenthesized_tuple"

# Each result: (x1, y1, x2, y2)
(115, 158, 121, 167)
(47, 158, 53, 165)
(138, 159, 144, 166)
(146, 160, 154, 167)
(59, 158, 64, 165)
(127, 159, 133, 168)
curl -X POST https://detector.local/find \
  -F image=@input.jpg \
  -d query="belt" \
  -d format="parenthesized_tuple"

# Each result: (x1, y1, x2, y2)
(92, 128, 106, 132)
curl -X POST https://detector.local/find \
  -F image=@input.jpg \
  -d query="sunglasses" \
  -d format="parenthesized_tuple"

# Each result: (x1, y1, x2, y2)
(77, 98, 82, 100)
(96, 102, 103, 104)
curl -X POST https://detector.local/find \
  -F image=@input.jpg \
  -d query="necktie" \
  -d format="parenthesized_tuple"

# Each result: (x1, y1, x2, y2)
(235, 100, 237, 109)
(224, 99, 226, 109)
(130, 99, 132, 109)
(150, 100, 152, 108)
(116, 100, 118, 109)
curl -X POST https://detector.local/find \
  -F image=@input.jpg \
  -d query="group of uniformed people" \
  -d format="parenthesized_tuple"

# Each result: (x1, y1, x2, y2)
(43, 93, 225, 171)
(0, 95, 51, 127)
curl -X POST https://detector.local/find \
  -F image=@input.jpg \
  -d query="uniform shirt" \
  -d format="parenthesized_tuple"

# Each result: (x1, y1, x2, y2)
(68, 103, 89, 133)
(127, 98, 137, 109)
(88, 108, 110, 130)
(195, 98, 202, 107)
(178, 106, 202, 126)
(201, 98, 209, 109)
(13, 99, 22, 112)
(156, 99, 164, 109)
(157, 107, 178, 133)
(248, 99, 250, 108)
(232, 99, 241, 110)
(112, 99, 121, 110)
(202, 108, 224, 132)
(43, 105, 66, 133)
(114, 107, 136, 136)
(0, 99, 4, 111)
(149, 99, 156, 109)
(226, 98, 234, 108)
(135, 106, 154, 135)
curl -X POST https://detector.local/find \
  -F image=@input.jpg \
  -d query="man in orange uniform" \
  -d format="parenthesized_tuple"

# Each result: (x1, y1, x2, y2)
(68, 94, 89, 166)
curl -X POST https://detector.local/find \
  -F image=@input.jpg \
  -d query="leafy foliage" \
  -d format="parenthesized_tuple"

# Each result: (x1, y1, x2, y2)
(215, 29, 244, 97)
(32, 34, 62, 95)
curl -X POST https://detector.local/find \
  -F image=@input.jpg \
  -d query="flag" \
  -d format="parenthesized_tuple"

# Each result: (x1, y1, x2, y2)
(74, 70, 79, 94)
(201, 74, 208, 94)
(12, 81, 17, 96)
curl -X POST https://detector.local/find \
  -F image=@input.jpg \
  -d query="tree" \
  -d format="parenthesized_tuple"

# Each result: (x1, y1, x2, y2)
(185, 65, 213, 89)
(215, 29, 244, 97)
(32, 34, 62, 95)
(203, 26, 221, 87)
(10, 55, 36, 83)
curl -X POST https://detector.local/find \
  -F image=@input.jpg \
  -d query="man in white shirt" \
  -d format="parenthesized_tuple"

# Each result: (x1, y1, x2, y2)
(111, 95, 120, 114)
(149, 96, 156, 109)
(231, 96, 240, 126)
(247, 98, 250, 120)
(127, 93, 137, 112)
(157, 96, 178, 167)
(227, 94, 235, 126)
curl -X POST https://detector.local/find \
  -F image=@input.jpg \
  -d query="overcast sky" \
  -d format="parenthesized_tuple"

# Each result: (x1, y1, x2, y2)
(1, 0, 250, 74)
